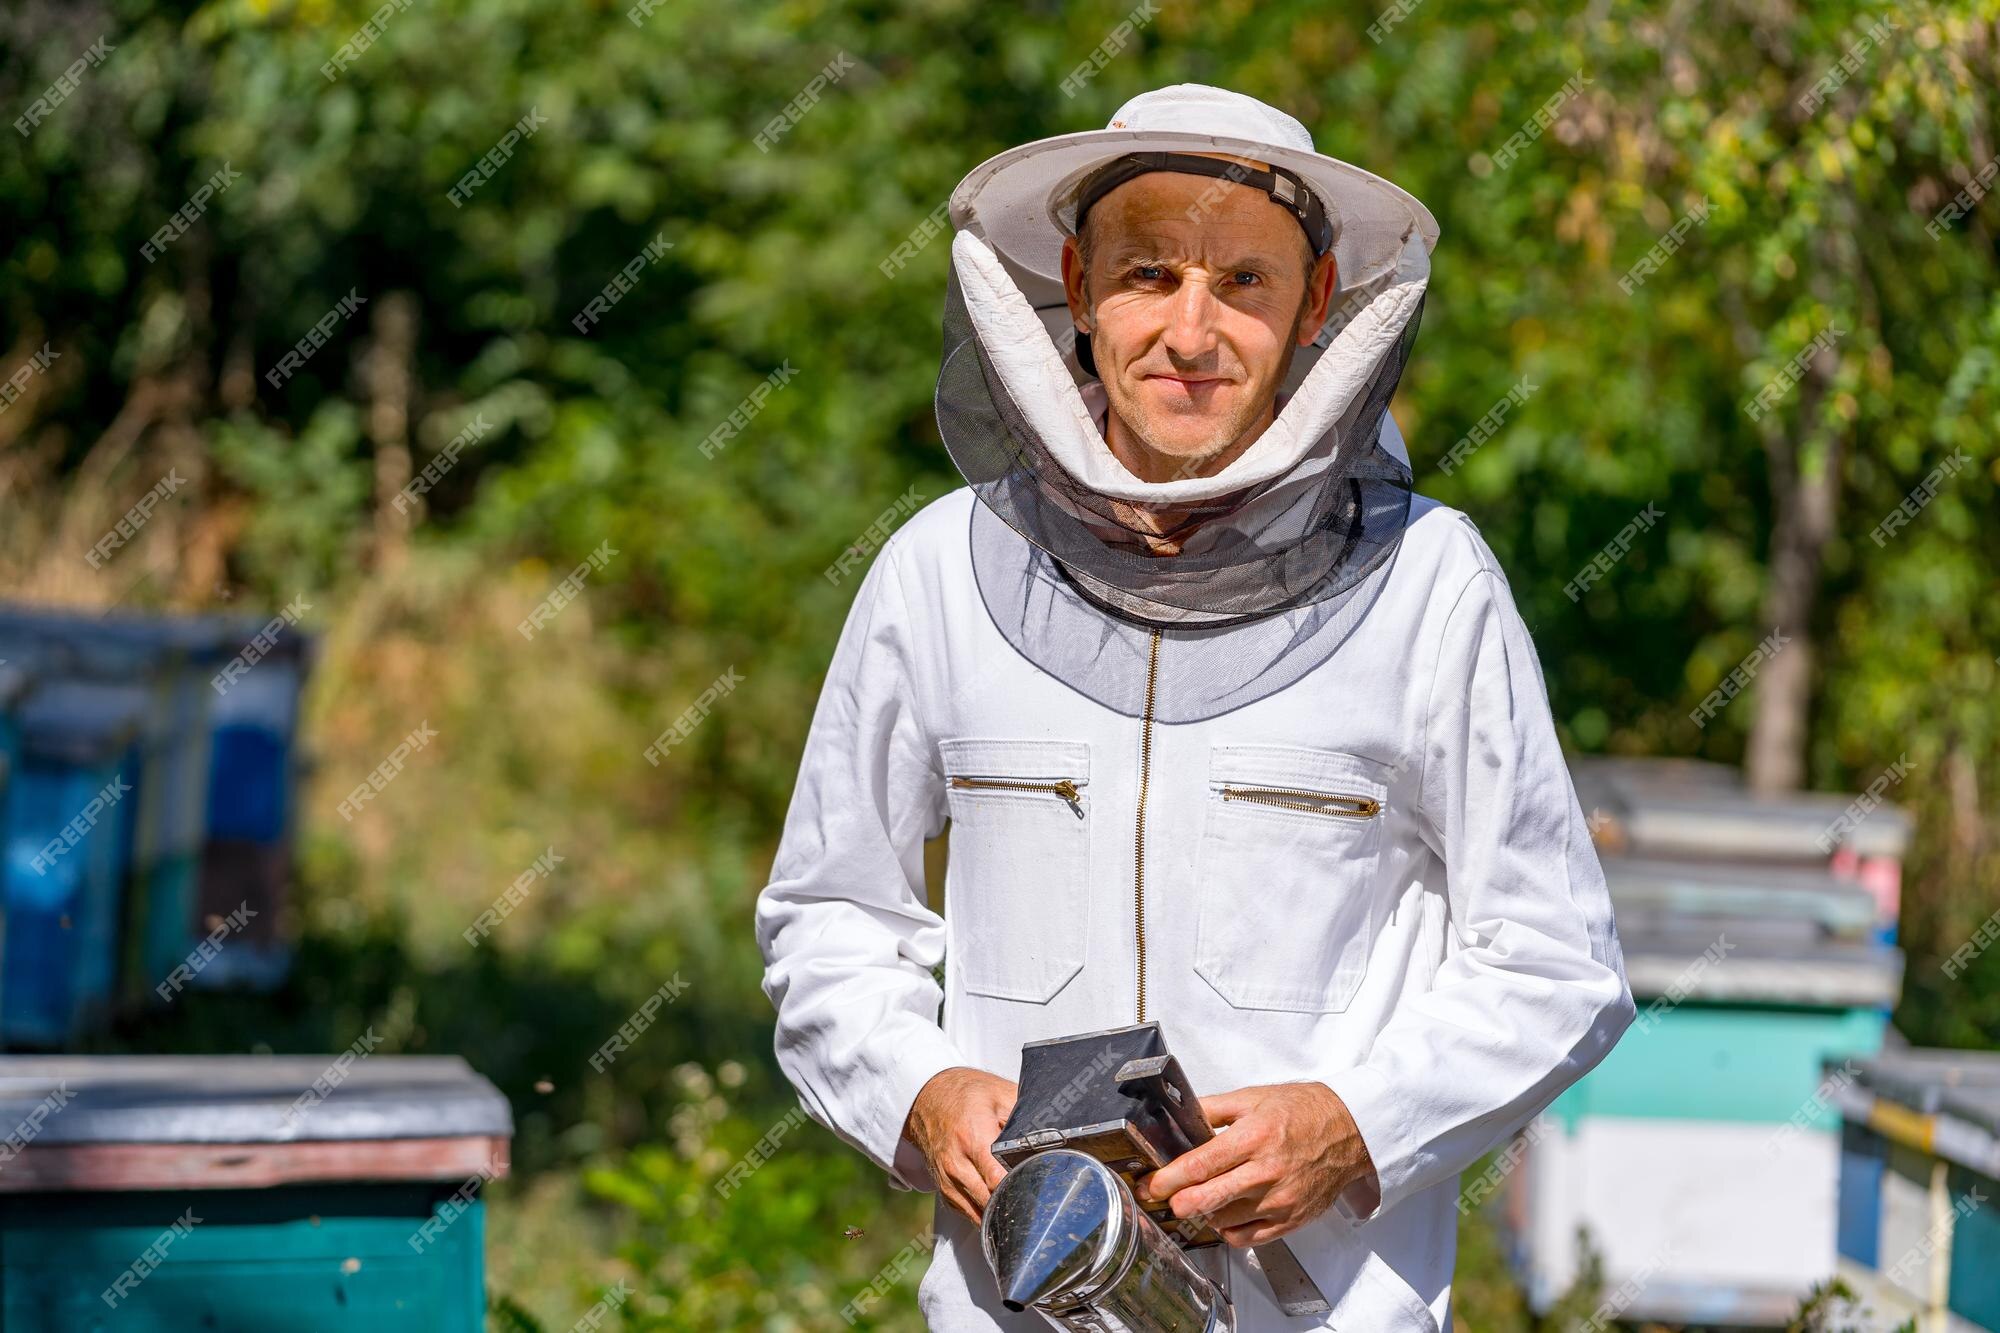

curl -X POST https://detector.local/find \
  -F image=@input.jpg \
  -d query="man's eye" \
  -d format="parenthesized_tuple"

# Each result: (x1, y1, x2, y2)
(1132, 265, 1169, 281)
(1229, 271, 1261, 286)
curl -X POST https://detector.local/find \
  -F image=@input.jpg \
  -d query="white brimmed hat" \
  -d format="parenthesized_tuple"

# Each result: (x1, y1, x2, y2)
(948, 82, 1439, 326)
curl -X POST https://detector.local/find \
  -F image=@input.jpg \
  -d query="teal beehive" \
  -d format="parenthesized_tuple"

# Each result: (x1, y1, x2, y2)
(0, 1054, 512, 1331)
(1504, 756, 1914, 1326)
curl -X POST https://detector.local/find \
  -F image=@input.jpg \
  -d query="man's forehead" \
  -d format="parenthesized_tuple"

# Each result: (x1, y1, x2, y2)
(1092, 219, 1297, 266)
(1080, 152, 1303, 255)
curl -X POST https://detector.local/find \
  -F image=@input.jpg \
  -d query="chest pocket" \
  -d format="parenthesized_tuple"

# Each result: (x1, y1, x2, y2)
(940, 738, 1092, 1004)
(1193, 744, 1391, 1014)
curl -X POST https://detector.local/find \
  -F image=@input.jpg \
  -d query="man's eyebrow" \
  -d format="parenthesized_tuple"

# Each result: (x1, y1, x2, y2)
(1097, 242, 1288, 273)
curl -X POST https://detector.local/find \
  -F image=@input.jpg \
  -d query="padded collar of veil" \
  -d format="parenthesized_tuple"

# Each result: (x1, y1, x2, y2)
(949, 228, 1428, 505)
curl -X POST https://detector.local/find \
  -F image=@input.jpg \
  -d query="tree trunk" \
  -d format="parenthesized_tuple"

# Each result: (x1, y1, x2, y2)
(1745, 361, 1842, 795)
(364, 291, 418, 570)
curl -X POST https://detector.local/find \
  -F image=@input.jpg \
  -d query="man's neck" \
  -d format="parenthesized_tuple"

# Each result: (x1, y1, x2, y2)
(1094, 397, 1279, 555)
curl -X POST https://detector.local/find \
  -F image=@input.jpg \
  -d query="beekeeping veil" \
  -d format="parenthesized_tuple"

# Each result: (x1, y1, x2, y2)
(938, 84, 1438, 720)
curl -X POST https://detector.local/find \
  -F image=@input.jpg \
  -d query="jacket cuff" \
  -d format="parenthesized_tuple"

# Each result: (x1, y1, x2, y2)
(1318, 1065, 1404, 1223)
(860, 1023, 969, 1194)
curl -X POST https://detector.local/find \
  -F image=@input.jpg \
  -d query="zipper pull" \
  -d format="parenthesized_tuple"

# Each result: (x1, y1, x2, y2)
(1053, 779, 1084, 819)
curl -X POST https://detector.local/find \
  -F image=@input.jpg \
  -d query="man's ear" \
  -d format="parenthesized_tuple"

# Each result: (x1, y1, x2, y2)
(1060, 234, 1092, 334)
(1296, 250, 1340, 346)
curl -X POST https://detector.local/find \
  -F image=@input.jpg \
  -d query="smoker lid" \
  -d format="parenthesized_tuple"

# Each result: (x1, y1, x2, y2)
(995, 1021, 1187, 1159)
(0, 1055, 513, 1145)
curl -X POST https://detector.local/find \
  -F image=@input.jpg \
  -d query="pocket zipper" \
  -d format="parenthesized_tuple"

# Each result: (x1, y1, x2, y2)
(1220, 785, 1382, 819)
(949, 775, 1085, 820)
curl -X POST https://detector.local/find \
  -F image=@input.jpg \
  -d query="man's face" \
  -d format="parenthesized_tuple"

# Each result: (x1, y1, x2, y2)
(1061, 155, 1338, 476)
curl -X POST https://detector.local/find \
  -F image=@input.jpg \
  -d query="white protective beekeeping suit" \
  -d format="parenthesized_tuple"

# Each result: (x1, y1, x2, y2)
(756, 84, 1634, 1332)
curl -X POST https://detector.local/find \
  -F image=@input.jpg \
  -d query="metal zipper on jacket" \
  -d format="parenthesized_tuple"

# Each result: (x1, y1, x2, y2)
(1220, 785, 1383, 819)
(1134, 627, 1162, 1024)
(948, 775, 1085, 819)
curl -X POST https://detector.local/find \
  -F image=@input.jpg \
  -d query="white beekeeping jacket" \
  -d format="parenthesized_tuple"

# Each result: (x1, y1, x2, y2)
(754, 478, 1634, 1332)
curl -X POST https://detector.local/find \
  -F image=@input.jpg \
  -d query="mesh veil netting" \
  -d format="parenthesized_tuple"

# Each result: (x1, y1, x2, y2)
(935, 239, 1426, 721)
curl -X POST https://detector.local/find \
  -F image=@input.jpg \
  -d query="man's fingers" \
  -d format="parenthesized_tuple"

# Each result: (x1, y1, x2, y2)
(1197, 1088, 1259, 1127)
(973, 1142, 1007, 1191)
(1202, 1195, 1274, 1233)
(944, 1165, 988, 1222)
(1221, 1218, 1293, 1248)
(1166, 1160, 1269, 1221)
(956, 1153, 997, 1207)
(951, 1193, 983, 1225)
(1143, 1119, 1259, 1201)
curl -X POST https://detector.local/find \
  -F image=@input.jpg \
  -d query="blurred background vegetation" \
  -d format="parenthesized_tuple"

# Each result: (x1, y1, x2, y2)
(3, 0, 1997, 1327)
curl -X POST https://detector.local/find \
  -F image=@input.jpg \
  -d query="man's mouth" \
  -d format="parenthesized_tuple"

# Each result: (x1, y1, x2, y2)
(1142, 373, 1230, 388)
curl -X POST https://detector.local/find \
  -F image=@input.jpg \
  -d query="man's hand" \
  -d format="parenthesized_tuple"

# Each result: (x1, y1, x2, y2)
(1137, 1081, 1374, 1247)
(902, 1066, 1018, 1225)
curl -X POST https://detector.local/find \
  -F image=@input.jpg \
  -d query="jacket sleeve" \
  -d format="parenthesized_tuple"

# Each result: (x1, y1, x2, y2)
(1320, 561, 1634, 1221)
(754, 542, 968, 1193)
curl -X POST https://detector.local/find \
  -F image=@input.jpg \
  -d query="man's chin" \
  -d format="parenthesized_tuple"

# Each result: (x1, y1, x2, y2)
(1125, 412, 1254, 465)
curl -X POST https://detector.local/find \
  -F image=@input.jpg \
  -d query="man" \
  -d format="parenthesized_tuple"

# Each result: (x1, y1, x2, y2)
(756, 83, 1633, 1330)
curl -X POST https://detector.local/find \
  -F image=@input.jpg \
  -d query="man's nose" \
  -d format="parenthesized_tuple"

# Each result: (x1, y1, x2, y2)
(1160, 277, 1221, 363)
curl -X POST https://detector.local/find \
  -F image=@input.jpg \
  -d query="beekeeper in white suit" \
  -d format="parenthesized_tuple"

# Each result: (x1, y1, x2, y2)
(755, 83, 1634, 1331)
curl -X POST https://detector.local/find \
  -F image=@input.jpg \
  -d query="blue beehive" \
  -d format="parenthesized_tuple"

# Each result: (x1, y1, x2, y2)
(0, 602, 315, 1023)
(0, 662, 30, 1027)
(1832, 1050, 2000, 1332)
(1, 680, 145, 1046)
(0, 608, 241, 1004)
(0, 660, 27, 813)
(65, 631, 208, 1003)
(36, 613, 224, 859)
(202, 610, 312, 845)
(0, 662, 26, 776)
(194, 610, 314, 991)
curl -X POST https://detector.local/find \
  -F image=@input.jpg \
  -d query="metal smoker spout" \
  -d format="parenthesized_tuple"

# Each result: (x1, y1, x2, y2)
(982, 1148, 1234, 1332)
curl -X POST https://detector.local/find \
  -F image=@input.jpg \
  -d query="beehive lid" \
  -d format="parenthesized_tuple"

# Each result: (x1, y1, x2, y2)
(0, 605, 238, 664)
(1849, 1049, 2000, 1136)
(1835, 1049, 2000, 1179)
(1605, 855, 1880, 939)
(15, 679, 148, 762)
(1619, 934, 1903, 1008)
(0, 1055, 513, 1193)
(1573, 756, 1913, 860)
(199, 610, 316, 664)
(0, 1055, 511, 1144)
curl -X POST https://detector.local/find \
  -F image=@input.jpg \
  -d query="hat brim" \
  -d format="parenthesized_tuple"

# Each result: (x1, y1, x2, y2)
(950, 128, 1438, 310)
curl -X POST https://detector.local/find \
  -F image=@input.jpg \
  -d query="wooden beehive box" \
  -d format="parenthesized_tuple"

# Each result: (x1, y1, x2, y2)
(0, 1055, 512, 1332)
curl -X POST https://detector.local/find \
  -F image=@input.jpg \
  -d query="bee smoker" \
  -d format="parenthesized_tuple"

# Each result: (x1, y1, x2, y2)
(980, 1023, 1331, 1331)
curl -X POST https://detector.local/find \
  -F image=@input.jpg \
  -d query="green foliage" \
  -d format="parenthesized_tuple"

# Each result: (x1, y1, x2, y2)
(1787, 1277, 1917, 1333)
(579, 1062, 933, 1330)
